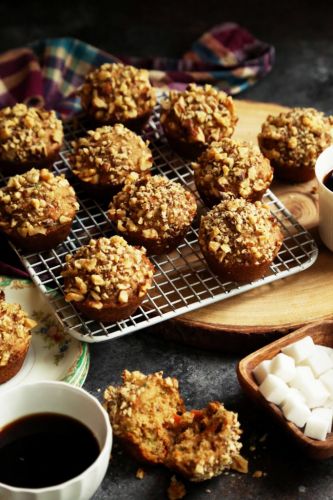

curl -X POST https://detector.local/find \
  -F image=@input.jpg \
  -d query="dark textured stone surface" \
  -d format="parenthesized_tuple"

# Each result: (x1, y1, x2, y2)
(2, 1, 333, 498)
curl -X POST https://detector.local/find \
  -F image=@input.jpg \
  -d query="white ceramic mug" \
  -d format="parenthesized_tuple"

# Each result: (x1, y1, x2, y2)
(0, 381, 112, 500)
(315, 145, 333, 251)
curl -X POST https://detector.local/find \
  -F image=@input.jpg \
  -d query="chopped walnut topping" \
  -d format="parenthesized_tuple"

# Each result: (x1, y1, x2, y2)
(79, 63, 156, 123)
(0, 299, 36, 366)
(199, 198, 283, 265)
(0, 168, 79, 237)
(0, 103, 63, 163)
(108, 175, 197, 242)
(193, 139, 273, 202)
(258, 107, 333, 170)
(160, 83, 237, 147)
(69, 124, 152, 186)
(62, 236, 154, 307)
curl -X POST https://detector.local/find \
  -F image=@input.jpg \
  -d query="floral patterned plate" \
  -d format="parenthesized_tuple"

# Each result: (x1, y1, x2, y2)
(0, 275, 89, 394)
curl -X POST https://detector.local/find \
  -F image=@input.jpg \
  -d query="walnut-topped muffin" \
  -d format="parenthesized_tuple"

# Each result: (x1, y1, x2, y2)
(258, 107, 333, 182)
(0, 103, 63, 175)
(193, 139, 273, 207)
(199, 198, 283, 283)
(104, 370, 185, 463)
(62, 236, 154, 322)
(79, 63, 156, 129)
(0, 168, 79, 251)
(160, 83, 237, 158)
(69, 124, 153, 198)
(0, 291, 36, 383)
(108, 175, 197, 254)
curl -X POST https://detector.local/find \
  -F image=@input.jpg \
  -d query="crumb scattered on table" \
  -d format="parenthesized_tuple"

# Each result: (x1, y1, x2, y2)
(167, 475, 186, 500)
(252, 470, 264, 478)
(136, 468, 145, 480)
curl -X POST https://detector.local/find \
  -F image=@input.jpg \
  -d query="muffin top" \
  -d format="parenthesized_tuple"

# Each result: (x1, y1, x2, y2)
(108, 175, 197, 241)
(193, 139, 273, 202)
(199, 198, 283, 266)
(79, 63, 156, 123)
(0, 293, 36, 367)
(160, 83, 237, 146)
(62, 236, 154, 310)
(0, 168, 79, 238)
(69, 124, 152, 187)
(258, 107, 333, 170)
(0, 103, 63, 163)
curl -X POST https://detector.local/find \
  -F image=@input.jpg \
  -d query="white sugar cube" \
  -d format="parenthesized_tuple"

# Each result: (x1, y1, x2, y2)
(253, 360, 271, 384)
(270, 353, 295, 382)
(282, 387, 306, 407)
(259, 374, 289, 405)
(299, 379, 329, 409)
(281, 336, 315, 363)
(319, 369, 333, 398)
(312, 408, 333, 433)
(289, 366, 315, 391)
(282, 398, 311, 428)
(301, 350, 333, 377)
(304, 414, 329, 440)
(316, 345, 333, 356)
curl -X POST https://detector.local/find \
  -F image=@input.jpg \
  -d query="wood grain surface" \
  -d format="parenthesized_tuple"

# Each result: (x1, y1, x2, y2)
(158, 100, 333, 352)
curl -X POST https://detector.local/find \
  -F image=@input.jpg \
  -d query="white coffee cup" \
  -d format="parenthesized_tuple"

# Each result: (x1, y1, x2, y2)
(0, 381, 112, 500)
(315, 145, 333, 251)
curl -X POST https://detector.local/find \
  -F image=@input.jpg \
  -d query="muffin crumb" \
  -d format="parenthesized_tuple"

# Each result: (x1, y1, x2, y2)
(167, 475, 186, 500)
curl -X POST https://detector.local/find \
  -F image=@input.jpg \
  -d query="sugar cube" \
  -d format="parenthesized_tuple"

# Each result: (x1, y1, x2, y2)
(259, 374, 289, 405)
(270, 353, 295, 382)
(319, 369, 333, 398)
(301, 350, 333, 377)
(312, 408, 333, 433)
(289, 366, 315, 392)
(304, 414, 329, 440)
(253, 360, 271, 385)
(282, 398, 311, 428)
(281, 336, 315, 363)
(315, 345, 333, 356)
(282, 387, 305, 407)
(299, 379, 329, 409)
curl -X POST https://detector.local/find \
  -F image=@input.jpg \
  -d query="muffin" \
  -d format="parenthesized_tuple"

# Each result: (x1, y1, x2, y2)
(0, 291, 36, 384)
(62, 236, 154, 322)
(104, 370, 185, 463)
(104, 370, 248, 481)
(79, 63, 156, 129)
(160, 83, 237, 158)
(108, 175, 197, 254)
(199, 198, 283, 283)
(0, 103, 63, 175)
(0, 168, 79, 252)
(68, 124, 153, 198)
(165, 402, 245, 482)
(193, 139, 273, 207)
(258, 107, 333, 182)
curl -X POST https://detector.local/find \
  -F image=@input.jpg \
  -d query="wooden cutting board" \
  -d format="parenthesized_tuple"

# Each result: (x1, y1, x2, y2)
(157, 100, 333, 352)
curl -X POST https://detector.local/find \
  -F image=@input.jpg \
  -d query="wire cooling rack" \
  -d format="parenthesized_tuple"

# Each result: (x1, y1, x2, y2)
(1, 101, 318, 343)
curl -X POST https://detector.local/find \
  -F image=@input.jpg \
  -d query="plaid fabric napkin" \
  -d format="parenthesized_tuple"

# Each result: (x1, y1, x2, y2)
(0, 23, 274, 119)
(0, 23, 274, 277)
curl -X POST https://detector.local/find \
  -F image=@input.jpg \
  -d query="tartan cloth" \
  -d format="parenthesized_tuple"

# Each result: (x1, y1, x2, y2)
(0, 23, 274, 119)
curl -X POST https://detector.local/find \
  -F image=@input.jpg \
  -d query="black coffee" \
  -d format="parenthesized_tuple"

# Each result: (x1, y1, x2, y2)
(323, 169, 333, 191)
(0, 413, 100, 488)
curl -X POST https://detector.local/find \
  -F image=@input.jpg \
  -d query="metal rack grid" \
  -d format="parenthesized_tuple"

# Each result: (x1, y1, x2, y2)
(1, 101, 318, 343)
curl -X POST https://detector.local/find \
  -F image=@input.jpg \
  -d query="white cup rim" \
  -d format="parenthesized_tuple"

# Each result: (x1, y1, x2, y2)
(0, 380, 112, 494)
(315, 144, 333, 194)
